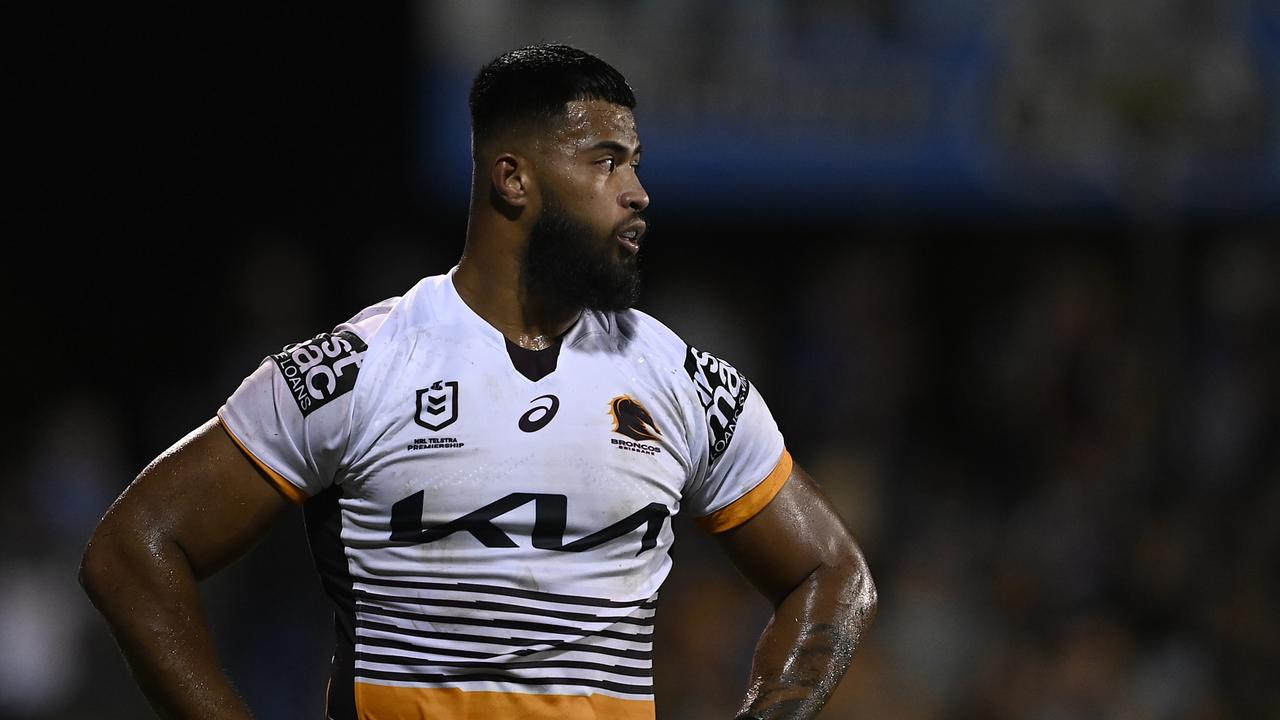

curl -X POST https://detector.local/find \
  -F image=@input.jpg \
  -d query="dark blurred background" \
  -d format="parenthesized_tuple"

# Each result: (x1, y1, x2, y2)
(7, 2, 1279, 718)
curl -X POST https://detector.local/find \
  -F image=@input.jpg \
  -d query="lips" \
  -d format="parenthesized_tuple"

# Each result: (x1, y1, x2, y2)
(616, 220, 646, 254)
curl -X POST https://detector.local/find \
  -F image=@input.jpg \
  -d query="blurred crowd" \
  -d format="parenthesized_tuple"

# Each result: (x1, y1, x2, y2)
(420, 0, 1278, 213)
(652, 229, 1280, 719)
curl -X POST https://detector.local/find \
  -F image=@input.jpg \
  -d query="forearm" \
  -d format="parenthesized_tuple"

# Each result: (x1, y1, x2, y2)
(80, 531, 253, 720)
(736, 560, 877, 720)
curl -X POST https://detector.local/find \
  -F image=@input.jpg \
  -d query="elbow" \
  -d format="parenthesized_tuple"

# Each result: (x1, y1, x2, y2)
(834, 544, 877, 623)
(79, 519, 142, 607)
(78, 531, 115, 605)
(859, 564, 878, 621)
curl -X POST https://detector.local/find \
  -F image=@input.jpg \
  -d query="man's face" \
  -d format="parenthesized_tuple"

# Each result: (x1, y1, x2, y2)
(521, 99, 650, 312)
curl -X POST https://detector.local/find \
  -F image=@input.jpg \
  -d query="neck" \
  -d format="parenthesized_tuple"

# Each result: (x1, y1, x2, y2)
(454, 232, 581, 351)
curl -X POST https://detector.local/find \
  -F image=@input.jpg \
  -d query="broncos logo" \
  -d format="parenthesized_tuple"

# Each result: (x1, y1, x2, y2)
(610, 395, 663, 442)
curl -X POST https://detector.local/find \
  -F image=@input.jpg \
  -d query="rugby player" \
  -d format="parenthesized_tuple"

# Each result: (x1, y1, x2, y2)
(79, 43, 876, 719)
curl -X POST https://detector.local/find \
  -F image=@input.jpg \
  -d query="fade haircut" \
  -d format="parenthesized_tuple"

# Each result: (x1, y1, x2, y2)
(469, 43, 636, 151)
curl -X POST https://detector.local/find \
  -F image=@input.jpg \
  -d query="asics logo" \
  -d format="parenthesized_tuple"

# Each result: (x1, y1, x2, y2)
(518, 394, 560, 433)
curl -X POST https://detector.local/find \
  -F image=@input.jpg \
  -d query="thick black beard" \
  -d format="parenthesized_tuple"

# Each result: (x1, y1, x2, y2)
(521, 199, 642, 312)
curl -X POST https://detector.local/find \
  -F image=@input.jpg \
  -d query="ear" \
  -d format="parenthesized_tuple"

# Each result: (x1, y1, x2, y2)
(491, 153, 534, 208)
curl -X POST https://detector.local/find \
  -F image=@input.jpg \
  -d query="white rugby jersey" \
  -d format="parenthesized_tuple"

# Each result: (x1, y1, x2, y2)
(218, 267, 791, 720)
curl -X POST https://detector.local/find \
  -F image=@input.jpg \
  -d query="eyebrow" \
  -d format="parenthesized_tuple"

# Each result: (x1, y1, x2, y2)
(584, 140, 642, 157)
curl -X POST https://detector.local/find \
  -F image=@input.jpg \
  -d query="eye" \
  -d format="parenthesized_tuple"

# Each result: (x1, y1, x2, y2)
(598, 157, 617, 172)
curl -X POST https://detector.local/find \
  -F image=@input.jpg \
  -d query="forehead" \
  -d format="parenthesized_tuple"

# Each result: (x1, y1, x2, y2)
(546, 99, 639, 153)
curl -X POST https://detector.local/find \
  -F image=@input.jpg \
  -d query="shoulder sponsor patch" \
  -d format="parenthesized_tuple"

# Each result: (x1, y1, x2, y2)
(271, 331, 368, 416)
(683, 346, 751, 463)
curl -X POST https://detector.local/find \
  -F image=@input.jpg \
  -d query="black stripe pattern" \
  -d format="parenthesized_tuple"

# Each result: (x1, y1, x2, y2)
(352, 577, 658, 697)
(304, 486, 357, 719)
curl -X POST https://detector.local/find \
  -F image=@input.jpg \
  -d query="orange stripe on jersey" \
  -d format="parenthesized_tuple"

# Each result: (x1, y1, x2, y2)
(696, 449, 793, 533)
(216, 415, 309, 505)
(354, 684, 655, 720)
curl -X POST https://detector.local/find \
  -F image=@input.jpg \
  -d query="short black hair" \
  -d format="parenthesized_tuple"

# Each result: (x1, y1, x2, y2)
(469, 43, 636, 148)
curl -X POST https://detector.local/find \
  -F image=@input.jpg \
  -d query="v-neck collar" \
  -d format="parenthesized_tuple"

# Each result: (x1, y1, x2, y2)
(443, 266, 587, 380)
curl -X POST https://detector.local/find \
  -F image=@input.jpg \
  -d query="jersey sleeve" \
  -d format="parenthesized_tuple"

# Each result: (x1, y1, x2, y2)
(217, 329, 369, 503)
(680, 345, 791, 532)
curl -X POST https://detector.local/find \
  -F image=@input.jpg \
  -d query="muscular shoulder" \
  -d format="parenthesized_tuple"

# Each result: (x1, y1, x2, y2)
(609, 308, 686, 360)
(259, 269, 460, 419)
(592, 310, 752, 441)
(321, 272, 458, 369)
(337, 273, 452, 350)
(261, 296, 398, 419)
(570, 307, 691, 375)
(642, 311, 754, 457)
(610, 309, 747, 382)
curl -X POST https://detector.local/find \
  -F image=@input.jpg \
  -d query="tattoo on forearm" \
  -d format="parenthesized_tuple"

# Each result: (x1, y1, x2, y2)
(741, 564, 876, 720)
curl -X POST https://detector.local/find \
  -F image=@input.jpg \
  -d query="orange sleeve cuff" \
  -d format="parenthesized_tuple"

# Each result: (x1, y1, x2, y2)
(696, 449, 793, 533)
(217, 415, 309, 505)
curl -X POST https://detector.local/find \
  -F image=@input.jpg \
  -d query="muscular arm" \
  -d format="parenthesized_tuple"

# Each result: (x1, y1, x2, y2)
(717, 460, 877, 720)
(78, 418, 291, 720)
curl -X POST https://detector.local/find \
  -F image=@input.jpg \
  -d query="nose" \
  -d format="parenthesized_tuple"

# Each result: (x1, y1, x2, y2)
(620, 180, 649, 213)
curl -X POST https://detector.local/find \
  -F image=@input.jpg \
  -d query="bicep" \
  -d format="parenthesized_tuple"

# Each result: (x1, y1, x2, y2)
(715, 460, 860, 607)
(91, 417, 291, 580)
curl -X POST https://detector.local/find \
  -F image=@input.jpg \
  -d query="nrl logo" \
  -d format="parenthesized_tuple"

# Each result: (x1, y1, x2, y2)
(415, 380, 459, 431)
